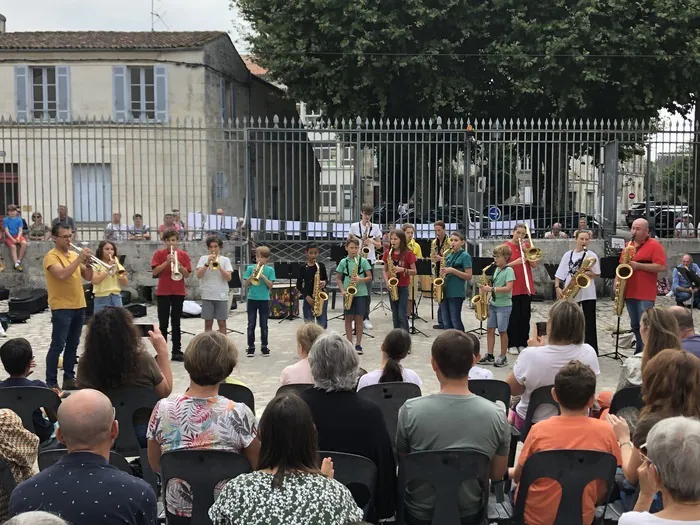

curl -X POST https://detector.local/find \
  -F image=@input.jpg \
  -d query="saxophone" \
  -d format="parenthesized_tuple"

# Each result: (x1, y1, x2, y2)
(344, 257, 359, 310)
(471, 263, 494, 321)
(361, 224, 371, 258)
(386, 248, 399, 301)
(433, 248, 452, 304)
(312, 263, 329, 318)
(561, 255, 596, 301)
(614, 241, 635, 316)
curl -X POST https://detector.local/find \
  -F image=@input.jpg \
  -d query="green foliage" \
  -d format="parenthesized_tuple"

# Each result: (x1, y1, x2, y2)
(662, 152, 695, 204)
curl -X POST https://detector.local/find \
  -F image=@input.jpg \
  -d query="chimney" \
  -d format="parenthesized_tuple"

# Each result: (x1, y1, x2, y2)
(0, 14, 6, 34)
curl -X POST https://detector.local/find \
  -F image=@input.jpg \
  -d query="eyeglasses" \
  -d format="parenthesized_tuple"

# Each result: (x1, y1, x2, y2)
(57, 234, 73, 240)
(32, 214, 41, 219)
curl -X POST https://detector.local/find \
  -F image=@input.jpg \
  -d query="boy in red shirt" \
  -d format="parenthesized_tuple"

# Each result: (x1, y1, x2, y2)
(151, 229, 192, 361)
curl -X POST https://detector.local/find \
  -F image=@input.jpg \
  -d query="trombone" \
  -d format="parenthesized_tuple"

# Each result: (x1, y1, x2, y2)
(170, 246, 183, 281)
(70, 243, 117, 276)
(523, 224, 543, 262)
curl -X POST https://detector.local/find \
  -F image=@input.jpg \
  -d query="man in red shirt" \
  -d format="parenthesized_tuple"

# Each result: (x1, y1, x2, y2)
(616, 218, 667, 354)
(505, 224, 538, 357)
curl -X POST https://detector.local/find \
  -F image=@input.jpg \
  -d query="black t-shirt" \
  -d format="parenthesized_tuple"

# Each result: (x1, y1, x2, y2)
(296, 262, 328, 297)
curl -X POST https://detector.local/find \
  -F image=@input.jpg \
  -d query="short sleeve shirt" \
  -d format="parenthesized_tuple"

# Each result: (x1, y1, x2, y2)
(3, 216, 23, 237)
(78, 351, 162, 391)
(506, 240, 534, 296)
(622, 238, 667, 301)
(129, 224, 151, 237)
(490, 266, 515, 307)
(92, 262, 126, 297)
(52, 215, 77, 230)
(349, 221, 383, 262)
(43, 248, 86, 310)
(105, 223, 129, 241)
(197, 255, 233, 301)
(382, 249, 417, 287)
(554, 249, 601, 302)
(151, 248, 192, 296)
(336, 257, 373, 296)
(444, 249, 473, 298)
(243, 265, 276, 300)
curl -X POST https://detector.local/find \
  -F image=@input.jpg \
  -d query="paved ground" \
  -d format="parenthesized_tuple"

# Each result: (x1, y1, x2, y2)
(5, 292, 680, 417)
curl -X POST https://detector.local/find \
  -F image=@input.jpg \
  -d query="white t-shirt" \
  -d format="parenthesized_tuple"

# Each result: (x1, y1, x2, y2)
(468, 366, 494, 380)
(349, 221, 383, 262)
(514, 343, 600, 421)
(676, 221, 696, 238)
(196, 255, 233, 301)
(554, 249, 601, 302)
(357, 367, 422, 390)
(105, 222, 129, 241)
(619, 513, 700, 525)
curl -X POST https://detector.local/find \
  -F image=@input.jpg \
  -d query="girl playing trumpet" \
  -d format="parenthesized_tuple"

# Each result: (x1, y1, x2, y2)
(91, 240, 128, 312)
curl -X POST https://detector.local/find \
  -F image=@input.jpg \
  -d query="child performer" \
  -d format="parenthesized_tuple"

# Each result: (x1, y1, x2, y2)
(480, 244, 515, 367)
(336, 237, 373, 354)
(195, 236, 233, 334)
(402, 223, 423, 320)
(91, 241, 128, 313)
(243, 246, 276, 357)
(440, 231, 473, 331)
(383, 229, 417, 331)
(296, 242, 329, 328)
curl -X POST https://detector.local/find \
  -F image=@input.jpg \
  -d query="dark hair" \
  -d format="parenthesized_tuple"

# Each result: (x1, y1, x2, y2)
(6, 204, 17, 212)
(641, 348, 700, 419)
(633, 412, 666, 448)
(305, 242, 319, 252)
(0, 338, 33, 376)
(389, 228, 408, 253)
(206, 235, 223, 248)
(554, 360, 597, 410)
(641, 307, 682, 371)
(132, 213, 142, 219)
(51, 222, 71, 237)
(360, 203, 373, 215)
(184, 332, 237, 386)
(256, 394, 322, 488)
(575, 229, 591, 239)
(96, 241, 117, 262)
(431, 330, 475, 379)
(161, 228, 178, 241)
(379, 329, 412, 383)
(450, 231, 466, 241)
(77, 308, 143, 389)
(434, 220, 446, 229)
(463, 332, 482, 358)
(548, 299, 586, 345)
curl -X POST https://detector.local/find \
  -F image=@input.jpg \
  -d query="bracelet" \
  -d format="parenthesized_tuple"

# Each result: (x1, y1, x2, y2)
(619, 441, 632, 449)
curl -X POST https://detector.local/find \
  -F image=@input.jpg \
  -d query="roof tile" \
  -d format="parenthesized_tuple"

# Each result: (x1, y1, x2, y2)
(0, 31, 226, 50)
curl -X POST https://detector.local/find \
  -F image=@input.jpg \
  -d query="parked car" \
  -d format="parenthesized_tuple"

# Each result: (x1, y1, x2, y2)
(625, 202, 692, 237)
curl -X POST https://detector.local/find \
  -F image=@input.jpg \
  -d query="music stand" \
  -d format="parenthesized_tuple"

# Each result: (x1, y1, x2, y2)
(409, 259, 431, 338)
(599, 256, 618, 299)
(468, 258, 496, 336)
(226, 270, 244, 335)
(598, 258, 628, 362)
(274, 262, 301, 324)
(328, 246, 348, 322)
(371, 260, 391, 315)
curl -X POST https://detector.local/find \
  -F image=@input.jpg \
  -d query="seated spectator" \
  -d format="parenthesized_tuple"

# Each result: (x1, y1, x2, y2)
(510, 361, 622, 525)
(77, 308, 173, 446)
(206, 208, 232, 239)
(0, 339, 57, 445)
(301, 333, 396, 520)
(674, 214, 696, 238)
(9, 389, 157, 525)
(544, 222, 569, 239)
(147, 332, 260, 518)
(573, 217, 594, 238)
(51, 205, 77, 239)
(28, 211, 50, 241)
(618, 417, 700, 523)
(0, 409, 38, 522)
(669, 305, 700, 358)
(465, 332, 494, 380)
(357, 328, 422, 389)
(397, 330, 509, 524)
(157, 212, 180, 240)
(4, 204, 28, 272)
(280, 323, 325, 385)
(209, 394, 363, 525)
(104, 211, 129, 241)
(128, 213, 151, 240)
(672, 254, 700, 308)
(172, 208, 187, 240)
(505, 300, 600, 430)
(5, 511, 69, 524)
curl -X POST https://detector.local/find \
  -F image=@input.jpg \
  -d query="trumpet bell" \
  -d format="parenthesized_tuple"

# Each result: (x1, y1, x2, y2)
(211, 262, 220, 269)
(171, 272, 184, 281)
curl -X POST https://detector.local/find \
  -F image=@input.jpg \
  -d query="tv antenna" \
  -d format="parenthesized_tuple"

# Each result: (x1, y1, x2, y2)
(150, 0, 170, 31)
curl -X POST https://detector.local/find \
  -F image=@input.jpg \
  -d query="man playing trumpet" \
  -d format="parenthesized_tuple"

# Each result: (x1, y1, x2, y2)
(196, 236, 233, 334)
(91, 240, 128, 313)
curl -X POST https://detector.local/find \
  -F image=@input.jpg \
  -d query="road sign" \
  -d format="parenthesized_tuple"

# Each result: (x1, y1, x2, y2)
(628, 193, 635, 200)
(488, 206, 502, 221)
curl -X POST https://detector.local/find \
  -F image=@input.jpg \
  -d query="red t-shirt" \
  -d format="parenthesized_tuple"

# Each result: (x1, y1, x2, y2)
(383, 249, 417, 287)
(151, 248, 192, 296)
(620, 237, 666, 301)
(506, 240, 534, 296)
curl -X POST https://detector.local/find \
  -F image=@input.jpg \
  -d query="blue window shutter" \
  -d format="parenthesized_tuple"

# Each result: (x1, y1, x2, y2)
(14, 65, 29, 122)
(112, 65, 127, 122)
(230, 83, 236, 121)
(56, 65, 71, 122)
(154, 65, 168, 122)
(220, 75, 226, 125)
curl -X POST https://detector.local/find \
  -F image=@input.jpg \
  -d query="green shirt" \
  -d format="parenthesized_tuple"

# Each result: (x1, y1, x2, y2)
(444, 249, 473, 298)
(243, 264, 276, 300)
(336, 257, 373, 297)
(489, 266, 515, 307)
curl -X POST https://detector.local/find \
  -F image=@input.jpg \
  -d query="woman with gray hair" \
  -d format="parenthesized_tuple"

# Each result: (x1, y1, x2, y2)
(300, 333, 396, 520)
(5, 511, 69, 524)
(618, 416, 700, 524)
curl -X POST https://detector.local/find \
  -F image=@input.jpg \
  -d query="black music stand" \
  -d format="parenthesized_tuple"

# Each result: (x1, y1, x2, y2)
(468, 258, 496, 336)
(274, 262, 301, 324)
(544, 263, 559, 299)
(409, 259, 431, 338)
(226, 270, 244, 335)
(598, 257, 628, 362)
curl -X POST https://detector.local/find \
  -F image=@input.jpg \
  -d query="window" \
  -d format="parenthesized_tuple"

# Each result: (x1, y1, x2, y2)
(313, 143, 337, 164)
(221, 77, 236, 125)
(320, 184, 337, 207)
(129, 67, 156, 120)
(0, 164, 19, 221)
(342, 146, 354, 166)
(113, 65, 167, 122)
(15, 65, 71, 122)
(72, 164, 112, 222)
(31, 67, 57, 120)
(214, 172, 229, 199)
(342, 185, 353, 208)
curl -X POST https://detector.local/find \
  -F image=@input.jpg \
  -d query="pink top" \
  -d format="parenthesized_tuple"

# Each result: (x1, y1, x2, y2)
(280, 358, 313, 385)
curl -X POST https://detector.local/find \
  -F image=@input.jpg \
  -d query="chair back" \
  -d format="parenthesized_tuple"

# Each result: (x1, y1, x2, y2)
(512, 450, 618, 525)
(38, 449, 133, 474)
(609, 386, 643, 415)
(469, 379, 511, 415)
(520, 385, 560, 440)
(319, 450, 377, 520)
(397, 450, 490, 525)
(357, 382, 421, 445)
(218, 383, 255, 413)
(160, 449, 252, 525)
(104, 387, 160, 456)
(0, 386, 61, 434)
(276, 383, 314, 396)
(0, 458, 16, 496)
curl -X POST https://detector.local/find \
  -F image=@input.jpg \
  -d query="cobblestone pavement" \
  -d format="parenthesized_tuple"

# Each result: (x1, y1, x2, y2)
(4, 293, 679, 416)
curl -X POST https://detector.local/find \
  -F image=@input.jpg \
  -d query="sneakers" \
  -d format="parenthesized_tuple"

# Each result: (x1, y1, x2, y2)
(171, 350, 184, 362)
(363, 320, 373, 330)
(247, 348, 255, 357)
(14, 262, 22, 272)
(261, 347, 270, 357)
(508, 346, 519, 355)
(494, 355, 508, 367)
(62, 377, 79, 390)
(479, 354, 495, 364)
(355, 345, 363, 355)
(433, 324, 444, 330)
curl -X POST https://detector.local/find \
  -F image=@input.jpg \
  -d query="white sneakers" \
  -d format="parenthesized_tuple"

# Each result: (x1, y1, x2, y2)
(363, 320, 373, 330)
(508, 346, 519, 355)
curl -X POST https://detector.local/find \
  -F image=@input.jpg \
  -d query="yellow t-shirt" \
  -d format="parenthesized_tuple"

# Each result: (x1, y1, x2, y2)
(93, 263, 125, 297)
(43, 248, 87, 310)
(407, 239, 423, 258)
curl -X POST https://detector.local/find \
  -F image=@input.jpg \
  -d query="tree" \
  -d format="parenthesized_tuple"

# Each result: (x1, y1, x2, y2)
(661, 146, 695, 204)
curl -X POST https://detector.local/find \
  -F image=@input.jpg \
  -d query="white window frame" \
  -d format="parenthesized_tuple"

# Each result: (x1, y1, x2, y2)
(320, 184, 338, 208)
(128, 66, 156, 121)
(31, 66, 57, 121)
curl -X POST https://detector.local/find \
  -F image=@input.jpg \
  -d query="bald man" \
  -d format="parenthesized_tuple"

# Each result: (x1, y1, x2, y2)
(9, 390, 157, 525)
(672, 254, 700, 308)
(544, 222, 569, 239)
(669, 306, 700, 358)
(616, 219, 667, 354)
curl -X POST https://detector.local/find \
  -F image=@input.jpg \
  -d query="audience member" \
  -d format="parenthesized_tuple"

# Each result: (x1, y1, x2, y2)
(128, 213, 151, 240)
(505, 300, 600, 430)
(9, 389, 158, 525)
(674, 214, 696, 238)
(147, 332, 260, 518)
(51, 205, 77, 237)
(357, 328, 421, 389)
(28, 211, 50, 241)
(209, 394, 363, 525)
(465, 332, 494, 380)
(5, 511, 69, 525)
(669, 305, 700, 358)
(573, 217, 593, 238)
(0, 409, 38, 522)
(301, 333, 396, 520)
(104, 211, 129, 241)
(510, 361, 622, 525)
(4, 204, 28, 271)
(618, 417, 700, 523)
(280, 323, 324, 385)
(671, 254, 700, 307)
(172, 208, 187, 240)
(396, 330, 509, 524)
(544, 222, 569, 239)
(77, 308, 173, 446)
(157, 212, 180, 240)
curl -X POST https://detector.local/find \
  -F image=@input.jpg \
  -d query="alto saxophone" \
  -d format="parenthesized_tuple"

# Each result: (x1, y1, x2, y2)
(344, 257, 359, 310)
(614, 241, 635, 316)
(471, 263, 494, 321)
(312, 263, 329, 318)
(561, 255, 596, 301)
(361, 224, 371, 258)
(433, 248, 452, 304)
(386, 248, 399, 301)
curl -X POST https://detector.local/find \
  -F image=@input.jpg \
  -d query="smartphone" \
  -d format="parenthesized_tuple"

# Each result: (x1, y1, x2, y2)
(536, 322, 547, 337)
(136, 323, 155, 337)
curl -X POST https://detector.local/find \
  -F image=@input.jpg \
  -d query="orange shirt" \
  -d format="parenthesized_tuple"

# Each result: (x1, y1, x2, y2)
(619, 237, 666, 301)
(516, 416, 622, 525)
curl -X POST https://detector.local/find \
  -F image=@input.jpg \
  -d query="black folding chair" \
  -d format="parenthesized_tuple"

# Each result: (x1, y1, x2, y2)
(469, 380, 511, 415)
(397, 450, 491, 525)
(276, 383, 314, 396)
(0, 458, 16, 495)
(520, 385, 560, 441)
(160, 449, 252, 525)
(319, 450, 377, 520)
(511, 450, 618, 525)
(0, 386, 61, 434)
(38, 448, 134, 474)
(609, 386, 643, 415)
(357, 382, 421, 447)
(218, 383, 255, 413)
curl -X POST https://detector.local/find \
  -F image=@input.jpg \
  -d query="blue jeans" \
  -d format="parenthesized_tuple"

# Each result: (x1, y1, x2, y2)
(442, 297, 465, 331)
(626, 299, 655, 354)
(247, 299, 269, 348)
(437, 302, 446, 328)
(390, 286, 409, 331)
(302, 296, 328, 329)
(93, 293, 123, 313)
(675, 291, 700, 308)
(46, 308, 86, 386)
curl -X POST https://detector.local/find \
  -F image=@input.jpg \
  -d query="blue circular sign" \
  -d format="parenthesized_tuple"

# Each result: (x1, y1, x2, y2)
(488, 206, 502, 221)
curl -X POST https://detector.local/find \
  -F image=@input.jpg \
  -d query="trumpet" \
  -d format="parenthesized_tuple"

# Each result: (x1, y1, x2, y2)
(71, 243, 117, 276)
(170, 246, 183, 281)
(250, 261, 265, 285)
(110, 256, 127, 277)
(523, 224, 543, 262)
(210, 254, 220, 270)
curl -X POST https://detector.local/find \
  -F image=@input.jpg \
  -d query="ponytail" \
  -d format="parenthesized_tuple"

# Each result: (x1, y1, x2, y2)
(379, 358, 404, 383)
(378, 328, 412, 383)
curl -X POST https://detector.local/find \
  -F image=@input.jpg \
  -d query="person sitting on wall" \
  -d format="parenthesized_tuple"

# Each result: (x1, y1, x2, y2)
(544, 222, 569, 239)
(128, 213, 151, 240)
(674, 214, 696, 238)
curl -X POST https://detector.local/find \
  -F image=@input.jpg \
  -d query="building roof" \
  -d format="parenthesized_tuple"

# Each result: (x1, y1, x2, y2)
(241, 55, 268, 76)
(0, 31, 226, 51)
